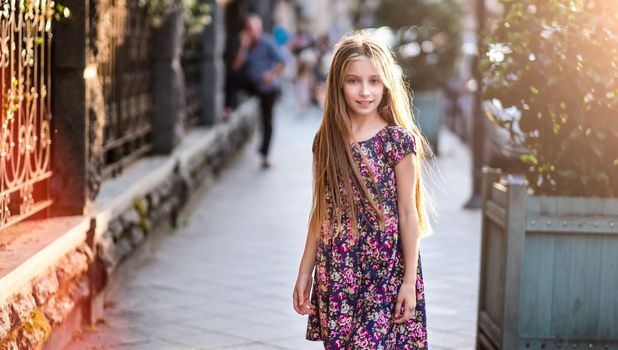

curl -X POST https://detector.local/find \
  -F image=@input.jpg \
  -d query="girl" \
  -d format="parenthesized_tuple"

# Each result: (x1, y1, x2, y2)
(293, 31, 432, 349)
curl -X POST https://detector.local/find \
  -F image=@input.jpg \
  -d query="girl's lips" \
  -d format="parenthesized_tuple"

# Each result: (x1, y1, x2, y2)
(356, 100, 373, 107)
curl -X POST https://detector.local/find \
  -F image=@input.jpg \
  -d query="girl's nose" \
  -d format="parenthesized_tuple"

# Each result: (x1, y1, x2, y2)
(360, 82, 370, 96)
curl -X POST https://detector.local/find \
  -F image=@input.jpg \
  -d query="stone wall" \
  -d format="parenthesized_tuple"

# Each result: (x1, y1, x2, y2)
(90, 99, 258, 316)
(0, 245, 91, 350)
(0, 99, 258, 350)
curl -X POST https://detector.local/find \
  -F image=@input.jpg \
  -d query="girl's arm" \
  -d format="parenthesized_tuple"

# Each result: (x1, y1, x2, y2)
(293, 212, 319, 315)
(393, 152, 421, 324)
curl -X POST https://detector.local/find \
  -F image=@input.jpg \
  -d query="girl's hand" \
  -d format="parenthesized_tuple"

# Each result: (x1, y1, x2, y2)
(393, 282, 417, 324)
(293, 273, 316, 315)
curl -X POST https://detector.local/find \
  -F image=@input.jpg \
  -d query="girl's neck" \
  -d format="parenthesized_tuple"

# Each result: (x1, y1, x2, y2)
(349, 114, 389, 143)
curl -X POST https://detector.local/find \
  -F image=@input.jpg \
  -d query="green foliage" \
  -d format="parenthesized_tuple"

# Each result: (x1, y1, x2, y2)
(51, 3, 71, 22)
(482, 0, 618, 197)
(132, 198, 151, 233)
(376, 0, 464, 90)
(141, 0, 180, 27)
(141, 0, 211, 32)
(184, 0, 212, 35)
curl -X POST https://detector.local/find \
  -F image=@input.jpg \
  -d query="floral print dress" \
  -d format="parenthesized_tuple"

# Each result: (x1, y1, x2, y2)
(306, 125, 428, 349)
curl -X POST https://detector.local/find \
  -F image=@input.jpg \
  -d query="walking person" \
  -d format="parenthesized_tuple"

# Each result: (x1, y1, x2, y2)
(231, 14, 286, 168)
(293, 31, 432, 349)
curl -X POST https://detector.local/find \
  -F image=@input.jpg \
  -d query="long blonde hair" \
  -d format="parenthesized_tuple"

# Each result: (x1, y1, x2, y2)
(309, 31, 432, 238)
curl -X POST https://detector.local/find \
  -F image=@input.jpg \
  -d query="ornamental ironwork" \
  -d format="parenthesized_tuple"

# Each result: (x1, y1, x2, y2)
(98, 0, 153, 179)
(0, 0, 54, 231)
(182, 31, 203, 128)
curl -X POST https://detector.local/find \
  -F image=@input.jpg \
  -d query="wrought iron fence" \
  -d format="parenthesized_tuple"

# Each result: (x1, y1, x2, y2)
(182, 31, 203, 128)
(100, 0, 153, 179)
(0, 0, 54, 231)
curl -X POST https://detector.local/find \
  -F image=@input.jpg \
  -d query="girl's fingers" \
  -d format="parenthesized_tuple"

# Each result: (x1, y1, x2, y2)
(394, 309, 417, 324)
(394, 300, 403, 317)
(303, 303, 316, 315)
(292, 289, 302, 314)
(303, 290, 316, 315)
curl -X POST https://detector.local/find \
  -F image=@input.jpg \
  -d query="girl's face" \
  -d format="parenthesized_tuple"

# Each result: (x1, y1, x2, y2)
(342, 56, 384, 119)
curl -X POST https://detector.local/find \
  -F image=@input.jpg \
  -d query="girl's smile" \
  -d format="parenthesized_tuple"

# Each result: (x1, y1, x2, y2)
(343, 56, 384, 118)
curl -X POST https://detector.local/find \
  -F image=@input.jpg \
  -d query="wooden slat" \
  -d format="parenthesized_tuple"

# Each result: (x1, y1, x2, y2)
(478, 168, 503, 349)
(479, 311, 501, 347)
(528, 196, 618, 216)
(599, 235, 618, 337)
(580, 236, 602, 334)
(491, 182, 507, 208)
(485, 199, 506, 228)
(502, 176, 526, 350)
(526, 215, 618, 234)
(551, 234, 573, 335)
(485, 221, 506, 324)
(477, 332, 499, 350)
(520, 234, 555, 337)
(520, 337, 618, 349)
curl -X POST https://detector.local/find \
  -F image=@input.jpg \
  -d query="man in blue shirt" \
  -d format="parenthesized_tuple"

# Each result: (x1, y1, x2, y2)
(232, 14, 286, 169)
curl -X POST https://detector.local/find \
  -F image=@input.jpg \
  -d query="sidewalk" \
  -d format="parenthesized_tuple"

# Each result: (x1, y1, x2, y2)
(67, 95, 480, 350)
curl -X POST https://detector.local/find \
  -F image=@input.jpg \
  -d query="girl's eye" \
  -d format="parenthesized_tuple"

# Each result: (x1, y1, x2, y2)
(348, 79, 357, 84)
(371, 79, 381, 84)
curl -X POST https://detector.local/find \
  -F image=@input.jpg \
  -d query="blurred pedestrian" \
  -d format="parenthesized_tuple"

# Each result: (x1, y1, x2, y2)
(313, 33, 334, 107)
(293, 31, 432, 349)
(231, 14, 286, 168)
(295, 48, 319, 116)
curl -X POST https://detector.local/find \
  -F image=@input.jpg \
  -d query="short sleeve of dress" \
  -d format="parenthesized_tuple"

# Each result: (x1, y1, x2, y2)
(388, 126, 416, 166)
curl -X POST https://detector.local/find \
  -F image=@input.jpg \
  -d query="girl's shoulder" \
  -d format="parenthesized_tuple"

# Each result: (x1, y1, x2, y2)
(381, 125, 417, 165)
(382, 125, 415, 145)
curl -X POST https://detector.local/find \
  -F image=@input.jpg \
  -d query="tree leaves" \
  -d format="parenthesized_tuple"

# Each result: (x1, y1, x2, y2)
(483, 0, 618, 197)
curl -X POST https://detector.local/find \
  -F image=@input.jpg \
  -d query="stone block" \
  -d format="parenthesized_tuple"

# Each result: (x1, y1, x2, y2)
(0, 304, 11, 341)
(96, 234, 115, 273)
(109, 219, 125, 240)
(120, 210, 140, 227)
(0, 340, 18, 350)
(76, 243, 94, 263)
(130, 227, 145, 246)
(15, 309, 49, 349)
(114, 237, 133, 262)
(156, 181, 171, 199)
(9, 292, 35, 329)
(149, 191, 161, 207)
(67, 275, 89, 303)
(42, 295, 74, 327)
(32, 268, 59, 306)
(56, 250, 89, 285)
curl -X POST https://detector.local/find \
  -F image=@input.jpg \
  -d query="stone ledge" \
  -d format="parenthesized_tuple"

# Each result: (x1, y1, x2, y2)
(0, 217, 90, 303)
(92, 98, 258, 238)
(0, 98, 259, 349)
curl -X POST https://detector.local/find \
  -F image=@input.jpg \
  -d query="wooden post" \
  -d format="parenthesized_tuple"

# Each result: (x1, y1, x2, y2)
(476, 167, 501, 349)
(501, 174, 527, 350)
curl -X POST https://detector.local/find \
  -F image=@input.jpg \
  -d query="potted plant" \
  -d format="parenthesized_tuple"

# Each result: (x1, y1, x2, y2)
(477, 1, 618, 349)
(376, 0, 464, 153)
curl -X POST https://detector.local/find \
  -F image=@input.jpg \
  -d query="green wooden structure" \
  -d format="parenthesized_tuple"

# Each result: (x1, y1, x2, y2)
(477, 168, 618, 350)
